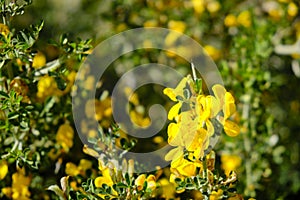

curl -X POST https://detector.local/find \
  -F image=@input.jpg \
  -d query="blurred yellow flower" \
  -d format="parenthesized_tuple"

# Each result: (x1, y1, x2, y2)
(0, 23, 10, 38)
(204, 45, 221, 61)
(56, 123, 74, 153)
(65, 162, 80, 176)
(32, 51, 46, 69)
(85, 97, 112, 128)
(268, 8, 283, 21)
(192, 0, 205, 14)
(288, 2, 298, 17)
(168, 20, 186, 33)
(37, 75, 62, 101)
(165, 21, 186, 46)
(2, 169, 31, 200)
(84, 75, 95, 91)
(78, 159, 93, 171)
(130, 110, 151, 127)
(224, 14, 238, 27)
(66, 159, 93, 177)
(143, 20, 158, 27)
(158, 178, 176, 199)
(221, 154, 242, 176)
(228, 194, 244, 200)
(207, 1, 221, 14)
(237, 10, 251, 28)
(0, 160, 8, 180)
(124, 87, 139, 106)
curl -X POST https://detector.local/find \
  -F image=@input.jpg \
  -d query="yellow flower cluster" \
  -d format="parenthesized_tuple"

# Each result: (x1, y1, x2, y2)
(224, 10, 252, 28)
(65, 159, 93, 177)
(56, 123, 74, 153)
(191, 0, 221, 15)
(135, 174, 157, 191)
(164, 75, 239, 178)
(2, 169, 31, 200)
(37, 71, 76, 101)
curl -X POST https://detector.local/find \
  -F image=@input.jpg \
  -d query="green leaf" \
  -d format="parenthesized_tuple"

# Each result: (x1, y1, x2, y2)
(47, 185, 67, 200)
(8, 111, 19, 120)
(0, 91, 9, 98)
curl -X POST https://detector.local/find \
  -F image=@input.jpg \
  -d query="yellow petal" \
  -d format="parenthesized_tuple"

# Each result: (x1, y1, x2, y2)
(212, 84, 226, 105)
(224, 120, 240, 137)
(135, 174, 146, 191)
(163, 88, 177, 101)
(0, 160, 8, 180)
(168, 102, 181, 120)
(224, 92, 236, 119)
(167, 123, 182, 146)
(83, 145, 100, 158)
(206, 120, 215, 137)
(95, 168, 114, 187)
(165, 146, 183, 161)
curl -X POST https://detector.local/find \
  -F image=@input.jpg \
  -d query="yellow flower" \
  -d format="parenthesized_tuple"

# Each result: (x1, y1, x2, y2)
(221, 154, 242, 176)
(288, 2, 298, 17)
(32, 51, 46, 69)
(146, 174, 157, 191)
(124, 87, 139, 106)
(135, 174, 146, 191)
(65, 162, 80, 176)
(84, 75, 95, 91)
(56, 123, 74, 152)
(228, 194, 244, 200)
(212, 84, 240, 137)
(85, 97, 112, 128)
(192, 0, 205, 14)
(237, 10, 251, 28)
(204, 45, 221, 61)
(206, 1, 221, 14)
(209, 189, 223, 200)
(0, 160, 8, 180)
(95, 167, 114, 187)
(168, 20, 186, 33)
(143, 20, 158, 28)
(36, 75, 62, 101)
(135, 174, 157, 191)
(130, 110, 151, 128)
(0, 23, 10, 38)
(158, 178, 176, 199)
(224, 14, 238, 27)
(164, 77, 188, 101)
(268, 8, 283, 21)
(10, 169, 31, 200)
(78, 159, 93, 171)
(171, 155, 201, 177)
